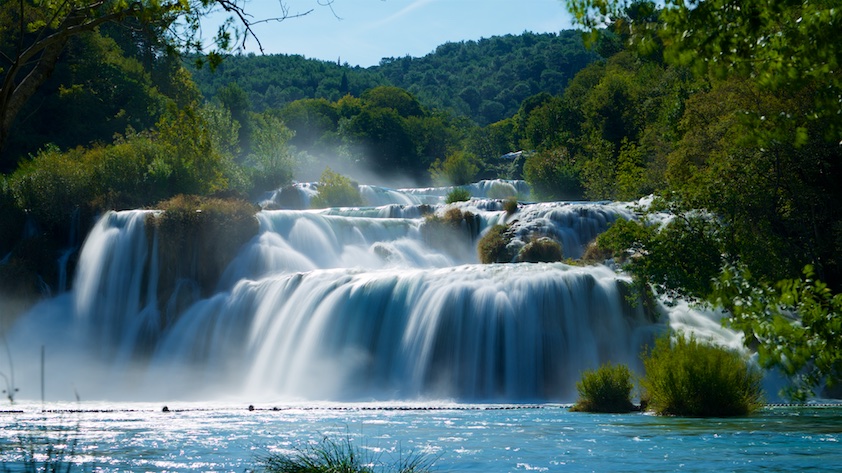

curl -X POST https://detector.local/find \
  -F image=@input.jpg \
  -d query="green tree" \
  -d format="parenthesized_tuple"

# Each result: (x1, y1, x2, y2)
(341, 106, 418, 177)
(243, 113, 296, 196)
(429, 151, 480, 186)
(566, 0, 842, 142)
(712, 264, 842, 401)
(311, 167, 362, 208)
(523, 147, 583, 201)
(0, 0, 327, 167)
(361, 86, 424, 118)
(280, 98, 340, 151)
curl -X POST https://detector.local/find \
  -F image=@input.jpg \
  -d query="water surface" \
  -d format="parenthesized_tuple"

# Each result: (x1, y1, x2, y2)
(2, 402, 839, 472)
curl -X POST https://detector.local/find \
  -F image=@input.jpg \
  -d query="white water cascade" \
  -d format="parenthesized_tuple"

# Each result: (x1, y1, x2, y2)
(8, 182, 721, 402)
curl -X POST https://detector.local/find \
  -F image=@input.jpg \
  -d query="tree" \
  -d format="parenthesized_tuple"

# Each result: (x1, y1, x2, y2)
(523, 147, 584, 201)
(712, 264, 842, 401)
(428, 150, 479, 186)
(565, 0, 842, 142)
(0, 0, 327, 167)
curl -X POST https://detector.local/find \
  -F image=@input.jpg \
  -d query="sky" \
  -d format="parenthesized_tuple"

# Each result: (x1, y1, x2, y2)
(207, 0, 577, 67)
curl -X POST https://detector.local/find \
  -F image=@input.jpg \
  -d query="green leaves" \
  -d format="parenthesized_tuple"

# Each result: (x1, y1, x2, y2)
(712, 264, 842, 401)
(310, 167, 363, 208)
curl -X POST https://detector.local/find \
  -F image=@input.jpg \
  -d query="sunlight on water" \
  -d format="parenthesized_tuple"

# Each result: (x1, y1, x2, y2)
(1, 402, 839, 472)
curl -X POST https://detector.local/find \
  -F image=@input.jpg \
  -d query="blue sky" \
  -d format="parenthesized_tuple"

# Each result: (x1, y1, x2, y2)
(209, 0, 576, 67)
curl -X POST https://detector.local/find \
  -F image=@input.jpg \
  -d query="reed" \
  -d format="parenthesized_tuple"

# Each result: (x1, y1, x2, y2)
(257, 436, 434, 473)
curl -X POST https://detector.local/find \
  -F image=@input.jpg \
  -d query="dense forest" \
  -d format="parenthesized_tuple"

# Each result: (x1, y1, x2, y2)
(188, 31, 599, 125)
(0, 0, 840, 399)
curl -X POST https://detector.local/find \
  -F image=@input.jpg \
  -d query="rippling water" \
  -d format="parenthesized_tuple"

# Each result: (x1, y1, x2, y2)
(1, 402, 840, 472)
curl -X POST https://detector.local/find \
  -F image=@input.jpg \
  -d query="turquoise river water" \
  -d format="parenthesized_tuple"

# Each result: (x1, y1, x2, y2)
(1, 401, 840, 472)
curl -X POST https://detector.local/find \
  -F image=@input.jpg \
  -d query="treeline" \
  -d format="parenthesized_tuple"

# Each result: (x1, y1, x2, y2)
(188, 31, 599, 125)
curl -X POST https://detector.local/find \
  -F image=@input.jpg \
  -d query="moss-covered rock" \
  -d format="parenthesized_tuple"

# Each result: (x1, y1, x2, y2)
(517, 237, 563, 263)
(421, 207, 480, 259)
(477, 224, 516, 264)
(148, 195, 259, 311)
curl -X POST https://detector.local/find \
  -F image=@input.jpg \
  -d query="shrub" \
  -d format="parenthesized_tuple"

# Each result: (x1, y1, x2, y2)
(570, 363, 635, 413)
(429, 150, 480, 185)
(517, 237, 562, 263)
(641, 333, 764, 417)
(311, 167, 363, 208)
(9, 145, 96, 235)
(523, 147, 583, 201)
(503, 197, 518, 215)
(445, 187, 471, 204)
(257, 435, 433, 473)
(580, 240, 613, 265)
(477, 224, 515, 264)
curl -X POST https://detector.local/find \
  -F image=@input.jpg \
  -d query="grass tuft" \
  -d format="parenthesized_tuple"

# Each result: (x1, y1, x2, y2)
(444, 187, 471, 204)
(257, 436, 434, 473)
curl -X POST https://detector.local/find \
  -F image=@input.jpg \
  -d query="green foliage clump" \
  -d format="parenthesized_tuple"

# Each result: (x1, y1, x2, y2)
(311, 167, 363, 208)
(517, 237, 563, 263)
(150, 195, 259, 305)
(570, 363, 635, 413)
(523, 148, 583, 201)
(503, 197, 518, 215)
(421, 208, 479, 256)
(712, 264, 842, 402)
(241, 113, 296, 196)
(580, 240, 612, 265)
(9, 145, 96, 235)
(596, 216, 722, 301)
(444, 187, 471, 204)
(429, 151, 480, 186)
(477, 224, 516, 264)
(641, 333, 764, 417)
(257, 436, 433, 473)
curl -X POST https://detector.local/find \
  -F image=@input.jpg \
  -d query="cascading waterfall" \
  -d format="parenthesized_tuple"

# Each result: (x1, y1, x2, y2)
(8, 181, 729, 402)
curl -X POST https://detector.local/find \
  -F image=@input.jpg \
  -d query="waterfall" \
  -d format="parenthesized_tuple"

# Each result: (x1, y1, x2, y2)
(7, 184, 732, 402)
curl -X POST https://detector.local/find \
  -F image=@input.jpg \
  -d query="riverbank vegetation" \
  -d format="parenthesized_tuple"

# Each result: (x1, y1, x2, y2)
(641, 334, 764, 417)
(573, 334, 763, 417)
(0, 1, 839, 400)
(570, 363, 635, 413)
(257, 436, 434, 473)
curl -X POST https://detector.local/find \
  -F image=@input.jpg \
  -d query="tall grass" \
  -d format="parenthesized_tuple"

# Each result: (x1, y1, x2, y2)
(257, 436, 434, 473)
(641, 333, 764, 417)
(445, 187, 471, 204)
(570, 363, 635, 413)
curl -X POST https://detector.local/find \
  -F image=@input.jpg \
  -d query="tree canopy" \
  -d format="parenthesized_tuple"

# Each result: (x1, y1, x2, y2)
(565, 0, 842, 399)
(0, 0, 327, 168)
